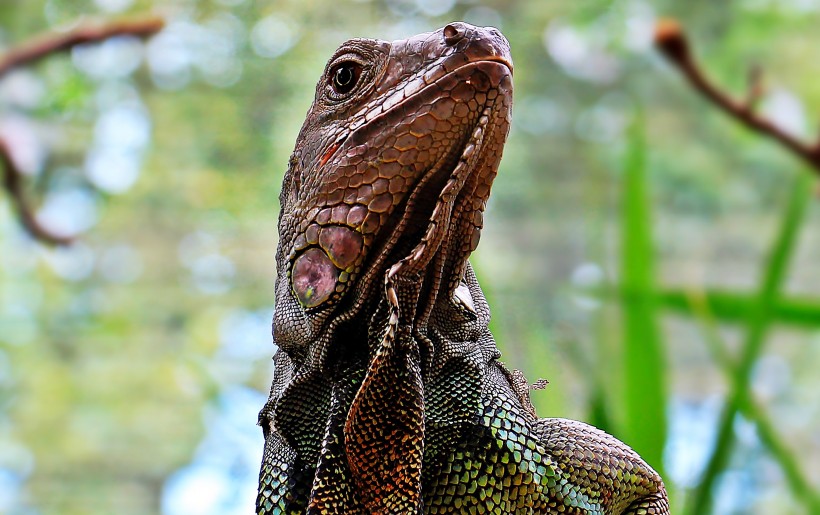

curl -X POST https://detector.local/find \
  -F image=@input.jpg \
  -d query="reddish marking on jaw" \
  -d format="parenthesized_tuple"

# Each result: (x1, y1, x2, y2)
(319, 143, 340, 168)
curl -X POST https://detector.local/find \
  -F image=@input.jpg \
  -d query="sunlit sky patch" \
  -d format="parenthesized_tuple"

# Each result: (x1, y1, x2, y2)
(161, 386, 264, 515)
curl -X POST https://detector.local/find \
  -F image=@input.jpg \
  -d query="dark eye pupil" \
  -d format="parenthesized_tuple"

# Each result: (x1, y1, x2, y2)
(330, 62, 360, 95)
(335, 66, 353, 87)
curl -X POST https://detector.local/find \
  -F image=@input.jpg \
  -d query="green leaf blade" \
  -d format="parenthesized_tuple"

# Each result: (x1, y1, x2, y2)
(620, 113, 667, 474)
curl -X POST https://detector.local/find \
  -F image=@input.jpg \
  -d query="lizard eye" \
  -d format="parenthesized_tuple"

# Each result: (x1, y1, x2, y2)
(329, 61, 362, 95)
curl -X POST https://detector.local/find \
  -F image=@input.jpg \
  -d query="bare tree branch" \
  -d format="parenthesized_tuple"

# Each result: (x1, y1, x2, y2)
(0, 16, 164, 245)
(0, 16, 164, 78)
(0, 138, 73, 245)
(654, 18, 820, 177)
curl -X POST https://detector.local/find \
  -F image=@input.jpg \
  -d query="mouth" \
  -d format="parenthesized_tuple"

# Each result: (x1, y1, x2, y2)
(482, 55, 514, 75)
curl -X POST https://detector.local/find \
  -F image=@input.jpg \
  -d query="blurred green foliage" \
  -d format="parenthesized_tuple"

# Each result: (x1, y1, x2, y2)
(1, 1, 819, 514)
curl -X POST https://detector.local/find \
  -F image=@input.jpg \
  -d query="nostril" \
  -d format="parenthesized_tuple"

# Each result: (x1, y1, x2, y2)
(443, 23, 465, 45)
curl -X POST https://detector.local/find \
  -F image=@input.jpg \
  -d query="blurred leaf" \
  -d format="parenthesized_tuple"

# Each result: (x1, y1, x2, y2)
(686, 289, 820, 512)
(620, 112, 667, 474)
(41, 67, 93, 114)
(658, 289, 820, 328)
(606, 288, 820, 328)
(689, 171, 813, 515)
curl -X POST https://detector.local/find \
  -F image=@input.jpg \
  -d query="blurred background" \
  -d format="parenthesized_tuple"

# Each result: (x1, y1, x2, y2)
(1, 0, 819, 514)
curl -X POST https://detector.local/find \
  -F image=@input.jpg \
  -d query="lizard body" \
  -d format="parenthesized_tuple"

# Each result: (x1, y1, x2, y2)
(257, 22, 669, 514)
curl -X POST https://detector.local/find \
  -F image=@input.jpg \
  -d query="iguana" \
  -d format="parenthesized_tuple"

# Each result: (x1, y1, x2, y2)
(257, 22, 669, 514)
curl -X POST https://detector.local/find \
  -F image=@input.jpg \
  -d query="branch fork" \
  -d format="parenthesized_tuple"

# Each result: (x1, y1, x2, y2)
(0, 16, 164, 245)
(654, 18, 820, 176)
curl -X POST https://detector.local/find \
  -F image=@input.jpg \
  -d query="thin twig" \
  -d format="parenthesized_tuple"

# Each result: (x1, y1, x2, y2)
(0, 138, 73, 245)
(654, 19, 820, 177)
(0, 16, 164, 78)
(0, 16, 164, 245)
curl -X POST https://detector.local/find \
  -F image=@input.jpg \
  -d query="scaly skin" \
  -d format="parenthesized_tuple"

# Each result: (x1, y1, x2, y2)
(257, 22, 669, 514)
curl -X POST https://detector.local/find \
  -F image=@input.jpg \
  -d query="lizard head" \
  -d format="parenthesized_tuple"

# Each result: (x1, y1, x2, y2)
(273, 22, 513, 363)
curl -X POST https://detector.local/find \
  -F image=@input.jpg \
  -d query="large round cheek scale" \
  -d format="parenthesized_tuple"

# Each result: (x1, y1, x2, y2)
(319, 225, 364, 270)
(291, 247, 339, 308)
